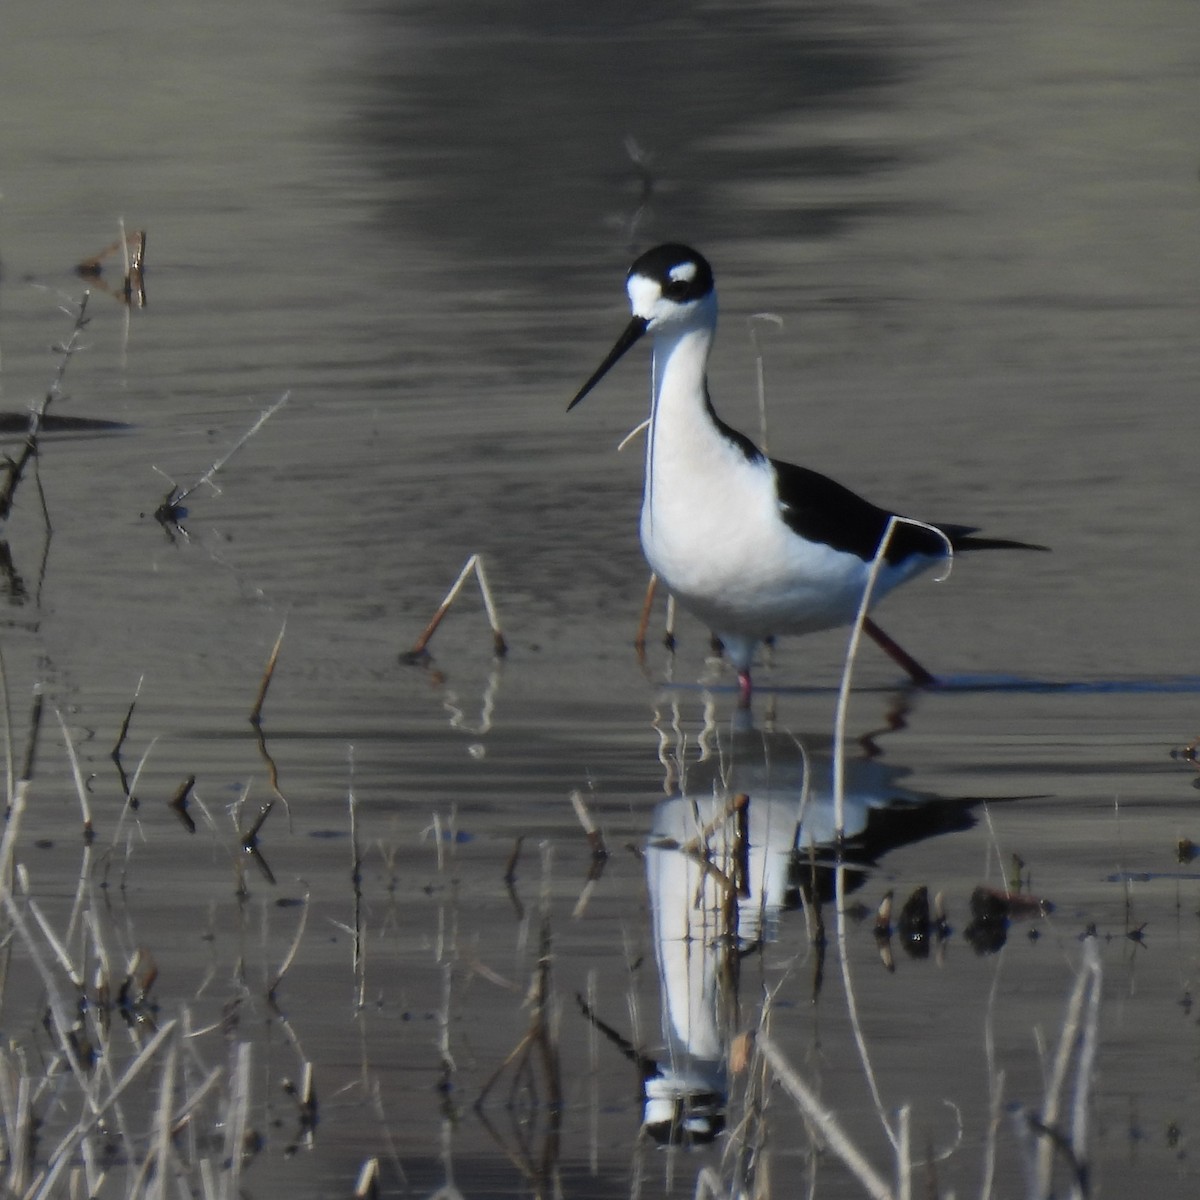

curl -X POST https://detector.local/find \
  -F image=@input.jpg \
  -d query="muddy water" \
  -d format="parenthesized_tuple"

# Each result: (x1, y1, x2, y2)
(1, 0, 1198, 1195)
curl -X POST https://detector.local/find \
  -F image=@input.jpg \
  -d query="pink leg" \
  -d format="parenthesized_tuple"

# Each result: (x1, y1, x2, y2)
(737, 670, 753, 709)
(862, 618, 937, 687)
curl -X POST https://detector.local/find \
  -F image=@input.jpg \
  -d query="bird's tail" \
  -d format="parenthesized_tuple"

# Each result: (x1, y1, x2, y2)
(943, 526, 1049, 553)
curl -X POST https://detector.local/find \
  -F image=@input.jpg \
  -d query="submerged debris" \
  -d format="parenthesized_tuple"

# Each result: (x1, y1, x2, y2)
(965, 885, 1053, 954)
(75, 226, 147, 306)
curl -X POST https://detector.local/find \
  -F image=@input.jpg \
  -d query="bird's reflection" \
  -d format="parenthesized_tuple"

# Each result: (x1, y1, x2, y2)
(633, 704, 987, 1145)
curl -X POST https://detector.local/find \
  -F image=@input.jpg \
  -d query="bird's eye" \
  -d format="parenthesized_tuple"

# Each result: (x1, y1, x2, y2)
(663, 277, 692, 301)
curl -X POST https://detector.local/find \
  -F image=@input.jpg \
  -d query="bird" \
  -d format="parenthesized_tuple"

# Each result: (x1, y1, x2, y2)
(568, 242, 1046, 706)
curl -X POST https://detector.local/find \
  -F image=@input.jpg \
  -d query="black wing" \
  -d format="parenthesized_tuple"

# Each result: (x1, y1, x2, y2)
(771, 460, 1048, 563)
(771, 459, 948, 564)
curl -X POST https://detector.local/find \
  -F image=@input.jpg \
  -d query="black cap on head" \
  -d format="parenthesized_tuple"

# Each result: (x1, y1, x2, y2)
(628, 243, 714, 304)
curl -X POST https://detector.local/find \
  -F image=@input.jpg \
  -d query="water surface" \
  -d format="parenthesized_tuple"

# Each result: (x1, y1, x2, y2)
(0, 0, 1198, 1195)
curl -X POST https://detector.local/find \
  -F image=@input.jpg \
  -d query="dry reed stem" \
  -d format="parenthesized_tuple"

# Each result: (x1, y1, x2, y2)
(140, 1031, 177, 1200)
(109, 676, 145, 805)
(757, 1032, 893, 1200)
(248, 621, 292, 826)
(1035, 937, 1101, 1197)
(477, 910, 562, 1117)
(979, 952, 1007, 1200)
(404, 553, 507, 660)
(221, 1043, 252, 1200)
(353, 1157, 380, 1199)
(18, 689, 44, 800)
(53, 709, 94, 843)
(75, 226, 146, 306)
(108, 735, 158, 860)
(833, 868, 894, 1153)
(30, 1020, 178, 1199)
(0, 293, 91, 522)
(110, 675, 142, 764)
(250, 618, 287, 727)
(569, 789, 608, 861)
(1069, 939, 1102, 1164)
(348, 749, 367, 1010)
(616, 416, 651, 453)
(267, 889, 310, 1001)
(896, 1103, 911, 1200)
(0, 647, 14, 812)
(823, 516, 956, 1159)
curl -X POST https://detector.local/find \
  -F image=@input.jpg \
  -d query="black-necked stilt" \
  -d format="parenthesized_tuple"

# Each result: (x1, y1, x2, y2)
(569, 243, 1046, 704)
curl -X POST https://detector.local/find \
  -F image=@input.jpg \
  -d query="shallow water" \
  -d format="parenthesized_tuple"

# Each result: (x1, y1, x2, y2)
(1, 0, 1199, 1195)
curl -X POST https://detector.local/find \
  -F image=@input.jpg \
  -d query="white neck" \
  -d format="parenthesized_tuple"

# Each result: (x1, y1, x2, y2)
(645, 317, 721, 517)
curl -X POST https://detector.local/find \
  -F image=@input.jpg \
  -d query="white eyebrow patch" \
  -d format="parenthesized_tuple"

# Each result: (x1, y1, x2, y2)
(668, 262, 697, 283)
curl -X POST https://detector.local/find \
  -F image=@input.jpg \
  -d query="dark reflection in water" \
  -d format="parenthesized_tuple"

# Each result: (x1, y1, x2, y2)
(351, 1, 907, 275)
(584, 705, 1005, 1151)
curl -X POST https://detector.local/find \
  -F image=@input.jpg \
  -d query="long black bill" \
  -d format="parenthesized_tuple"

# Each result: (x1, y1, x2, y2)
(567, 315, 649, 411)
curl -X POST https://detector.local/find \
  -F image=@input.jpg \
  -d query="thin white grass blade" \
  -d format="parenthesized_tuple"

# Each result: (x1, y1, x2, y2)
(172, 1065, 223, 1128)
(268, 888, 310, 995)
(747, 312, 784, 455)
(1035, 941, 1095, 1194)
(62, 845, 95, 969)
(470, 556, 504, 642)
(833, 515, 952, 838)
(8, 1072, 31, 1195)
(110, 735, 159, 849)
(31, 1021, 177, 1199)
(53, 708, 92, 835)
(834, 864, 898, 1151)
(617, 418, 650, 451)
(198, 1159, 218, 1200)
(1068, 938, 1102, 1194)
(146, 1033, 178, 1200)
(897, 1103, 911, 1200)
(439, 555, 476, 610)
(222, 1043, 252, 1200)
(25, 899, 82, 988)
(0, 780, 31, 892)
(173, 392, 290, 505)
(0, 647, 13, 810)
(979, 953, 1007, 1200)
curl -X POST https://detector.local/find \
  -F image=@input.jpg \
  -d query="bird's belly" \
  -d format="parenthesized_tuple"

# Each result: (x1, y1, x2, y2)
(641, 487, 928, 640)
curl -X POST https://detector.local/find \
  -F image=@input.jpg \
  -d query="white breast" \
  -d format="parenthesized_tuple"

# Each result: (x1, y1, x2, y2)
(638, 329, 936, 659)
